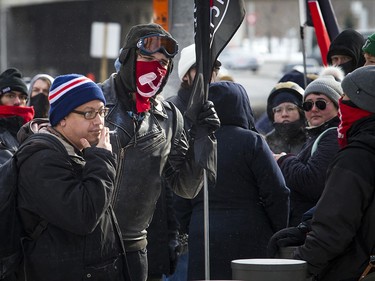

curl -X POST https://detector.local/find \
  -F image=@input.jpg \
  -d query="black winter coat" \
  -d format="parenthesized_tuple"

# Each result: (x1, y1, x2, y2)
(187, 82, 290, 280)
(16, 122, 126, 281)
(295, 115, 375, 281)
(278, 117, 340, 226)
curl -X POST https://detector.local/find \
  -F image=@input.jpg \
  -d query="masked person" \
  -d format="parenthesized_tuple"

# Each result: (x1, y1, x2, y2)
(16, 74, 129, 281)
(27, 74, 54, 118)
(0, 68, 34, 163)
(265, 81, 306, 154)
(327, 28, 365, 75)
(290, 65, 375, 281)
(99, 24, 220, 281)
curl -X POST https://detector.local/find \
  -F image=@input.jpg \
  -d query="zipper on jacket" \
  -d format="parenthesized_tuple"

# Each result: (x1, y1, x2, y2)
(112, 147, 125, 207)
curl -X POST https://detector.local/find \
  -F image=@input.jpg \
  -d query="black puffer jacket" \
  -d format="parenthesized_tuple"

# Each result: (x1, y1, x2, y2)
(100, 74, 203, 252)
(16, 121, 126, 281)
(294, 115, 375, 281)
(277, 116, 340, 226)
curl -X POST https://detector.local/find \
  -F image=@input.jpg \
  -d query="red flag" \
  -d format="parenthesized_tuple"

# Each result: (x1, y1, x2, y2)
(309, 1, 331, 66)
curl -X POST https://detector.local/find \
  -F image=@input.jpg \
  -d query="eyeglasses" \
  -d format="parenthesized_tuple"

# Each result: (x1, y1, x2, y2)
(137, 34, 178, 58)
(302, 100, 331, 112)
(71, 107, 109, 120)
(272, 104, 299, 114)
(2, 92, 28, 102)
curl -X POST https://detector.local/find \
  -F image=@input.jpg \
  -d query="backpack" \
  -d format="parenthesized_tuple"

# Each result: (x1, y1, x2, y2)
(0, 133, 66, 279)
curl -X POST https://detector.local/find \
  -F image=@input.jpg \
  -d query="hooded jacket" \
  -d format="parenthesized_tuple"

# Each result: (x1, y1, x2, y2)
(99, 74, 203, 252)
(187, 82, 290, 280)
(327, 29, 365, 74)
(15, 120, 127, 281)
(295, 114, 375, 281)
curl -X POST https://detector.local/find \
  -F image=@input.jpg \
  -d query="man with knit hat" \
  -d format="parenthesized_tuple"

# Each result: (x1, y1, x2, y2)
(0, 68, 34, 163)
(327, 28, 365, 75)
(99, 24, 220, 281)
(273, 66, 344, 227)
(14, 74, 129, 281)
(265, 81, 306, 154)
(292, 65, 375, 280)
(362, 32, 375, 66)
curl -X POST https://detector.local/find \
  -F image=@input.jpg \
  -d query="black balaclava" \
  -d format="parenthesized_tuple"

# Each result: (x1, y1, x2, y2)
(29, 94, 49, 118)
(115, 23, 175, 106)
(327, 29, 365, 75)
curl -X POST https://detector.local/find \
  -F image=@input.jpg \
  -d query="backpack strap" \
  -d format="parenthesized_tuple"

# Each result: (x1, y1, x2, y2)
(311, 127, 337, 156)
(16, 133, 67, 240)
(167, 101, 184, 147)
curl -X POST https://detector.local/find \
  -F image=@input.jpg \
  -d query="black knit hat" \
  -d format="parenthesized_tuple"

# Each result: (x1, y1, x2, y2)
(267, 81, 304, 122)
(117, 23, 175, 95)
(0, 68, 28, 96)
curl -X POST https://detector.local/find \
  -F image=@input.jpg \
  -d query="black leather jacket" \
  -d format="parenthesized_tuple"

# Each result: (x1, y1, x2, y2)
(100, 74, 203, 251)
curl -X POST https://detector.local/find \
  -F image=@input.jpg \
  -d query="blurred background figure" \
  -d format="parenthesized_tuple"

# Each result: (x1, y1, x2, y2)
(187, 81, 289, 280)
(362, 32, 375, 66)
(28, 74, 54, 118)
(265, 81, 306, 154)
(326, 28, 365, 75)
(0, 68, 34, 163)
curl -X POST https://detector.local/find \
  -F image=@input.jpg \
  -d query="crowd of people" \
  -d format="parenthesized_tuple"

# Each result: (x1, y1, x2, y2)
(2, 23, 375, 281)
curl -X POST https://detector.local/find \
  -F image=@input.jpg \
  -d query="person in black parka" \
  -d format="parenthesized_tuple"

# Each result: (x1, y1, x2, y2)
(187, 81, 290, 280)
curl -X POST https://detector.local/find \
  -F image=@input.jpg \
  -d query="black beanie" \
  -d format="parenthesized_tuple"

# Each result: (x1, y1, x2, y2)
(327, 29, 365, 74)
(267, 81, 304, 122)
(0, 68, 28, 96)
(116, 23, 175, 95)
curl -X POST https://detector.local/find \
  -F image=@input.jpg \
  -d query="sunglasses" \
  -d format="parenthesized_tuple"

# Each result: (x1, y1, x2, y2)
(137, 34, 178, 58)
(302, 100, 331, 112)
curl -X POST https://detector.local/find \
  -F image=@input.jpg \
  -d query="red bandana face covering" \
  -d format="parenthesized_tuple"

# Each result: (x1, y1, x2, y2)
(0, 105, 35, 124)
(338, 98, 372, 148)
(135, 60, 167, 113)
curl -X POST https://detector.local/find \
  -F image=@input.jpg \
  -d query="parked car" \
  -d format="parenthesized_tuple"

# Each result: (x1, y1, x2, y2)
(218, 47, 262, 73)
(281, 57, 322, 76)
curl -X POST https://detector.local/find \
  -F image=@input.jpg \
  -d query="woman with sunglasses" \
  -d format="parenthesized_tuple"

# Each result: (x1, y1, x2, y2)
(293, 65, 375, 281)
(274, 66, 344, 227)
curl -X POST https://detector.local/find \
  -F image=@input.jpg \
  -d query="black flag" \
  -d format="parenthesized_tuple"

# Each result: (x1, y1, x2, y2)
(185, 0, 246, 182)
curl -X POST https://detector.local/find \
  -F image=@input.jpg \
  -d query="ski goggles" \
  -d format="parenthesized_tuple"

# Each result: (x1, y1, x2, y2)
(302, 99, 331, 111)
(136, 34, 178, 58)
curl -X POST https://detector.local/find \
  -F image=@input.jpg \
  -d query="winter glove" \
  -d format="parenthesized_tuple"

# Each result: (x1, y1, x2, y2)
(267, 222, 310, 258)
(169, 238, 182, 275)
(190, 100, 220, 139)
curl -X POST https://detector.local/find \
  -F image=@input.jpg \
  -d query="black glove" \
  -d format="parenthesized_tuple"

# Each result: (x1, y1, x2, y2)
(267, 222, 310, 258)
(196, 100, 220, 135)
(168, 238, 182, 275)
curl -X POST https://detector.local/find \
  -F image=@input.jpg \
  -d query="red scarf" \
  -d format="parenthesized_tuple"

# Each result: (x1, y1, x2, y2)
(135, 60, 167, 113)
(338, 98, 372, 148)
(0, 105, 35, 124)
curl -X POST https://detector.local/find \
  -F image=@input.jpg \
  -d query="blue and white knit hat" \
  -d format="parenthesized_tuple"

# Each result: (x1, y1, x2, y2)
(48, 74, 106, 126)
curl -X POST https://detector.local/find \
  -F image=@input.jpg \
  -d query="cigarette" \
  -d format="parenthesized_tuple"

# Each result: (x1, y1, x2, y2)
(108, 130, 117, 135)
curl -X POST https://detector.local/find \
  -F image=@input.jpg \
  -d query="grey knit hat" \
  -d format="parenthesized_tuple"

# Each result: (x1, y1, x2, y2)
(342, 65, 375, 113)
(304, 75, 343, 107)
